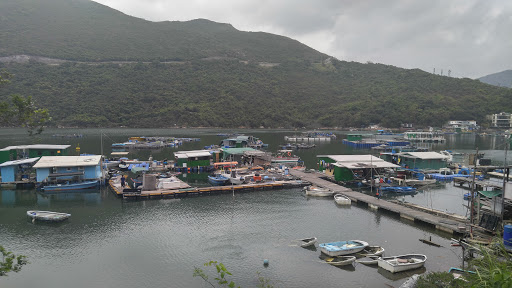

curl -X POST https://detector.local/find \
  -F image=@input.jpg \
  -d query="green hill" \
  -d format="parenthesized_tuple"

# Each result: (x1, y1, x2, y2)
(0, 0, 511, 129)
(0, 0, 325, 62)
(479, 70, 512, 88)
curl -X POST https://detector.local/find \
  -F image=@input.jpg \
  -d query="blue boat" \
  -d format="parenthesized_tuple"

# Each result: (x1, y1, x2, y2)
(319, 240, 369, 256)
(208, 174, 229, 186)
(41, 180, 100, 192)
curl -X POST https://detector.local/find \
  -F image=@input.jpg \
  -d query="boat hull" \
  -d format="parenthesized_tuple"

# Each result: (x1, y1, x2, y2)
(304, 186, 334, 197)
(319, 240, 369, 256)
(27, 210, 71, 222)
(299, 237, 317, 248)
(41, 180, 100, 192)
(326, 256, 356, 266)
(208, 176, 229, 186)
(334, 194, 351, 205)
(377, 254, 427, 273)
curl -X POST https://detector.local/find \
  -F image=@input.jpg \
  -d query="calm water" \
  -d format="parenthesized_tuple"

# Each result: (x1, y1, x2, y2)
(0, 129, 508, 287)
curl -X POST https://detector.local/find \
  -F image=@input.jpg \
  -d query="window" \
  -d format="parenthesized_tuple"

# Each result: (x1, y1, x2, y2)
(78, 166, 84, 171)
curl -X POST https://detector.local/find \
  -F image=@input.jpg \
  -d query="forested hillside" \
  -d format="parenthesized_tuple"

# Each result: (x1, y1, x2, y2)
(0, 0, 511, 128)
(1, 60, 511, 128)
(0, 0, 324, 62)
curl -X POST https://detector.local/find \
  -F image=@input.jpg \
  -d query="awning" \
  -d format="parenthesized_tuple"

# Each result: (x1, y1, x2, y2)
(478, 190, 503, 198)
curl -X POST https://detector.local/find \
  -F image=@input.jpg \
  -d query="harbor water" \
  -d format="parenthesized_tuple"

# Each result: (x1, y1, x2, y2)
(0, 129, 508, 287)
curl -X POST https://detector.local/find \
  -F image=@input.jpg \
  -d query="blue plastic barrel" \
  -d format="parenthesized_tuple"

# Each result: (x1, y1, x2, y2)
(504, 225, 512, 247)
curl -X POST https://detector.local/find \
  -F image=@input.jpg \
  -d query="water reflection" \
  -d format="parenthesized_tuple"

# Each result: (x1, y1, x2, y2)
(377, 266, 426, 281)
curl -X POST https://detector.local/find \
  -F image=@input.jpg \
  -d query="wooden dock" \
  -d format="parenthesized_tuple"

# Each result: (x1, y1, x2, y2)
(453, 177, 502, 190)
(109, 178, 308, 199)
(289, 170, 468, 235)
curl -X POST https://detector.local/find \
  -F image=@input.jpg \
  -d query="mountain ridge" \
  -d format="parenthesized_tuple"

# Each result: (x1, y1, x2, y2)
(479, 70, 512, 88)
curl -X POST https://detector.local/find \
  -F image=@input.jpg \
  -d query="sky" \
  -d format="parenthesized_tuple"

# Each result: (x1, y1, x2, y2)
(93, 0, 512, 79)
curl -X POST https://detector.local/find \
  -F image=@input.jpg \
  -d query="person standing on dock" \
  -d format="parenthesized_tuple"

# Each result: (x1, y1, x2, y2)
(376, 187, 381, 199)
(121, 175, 126, 187)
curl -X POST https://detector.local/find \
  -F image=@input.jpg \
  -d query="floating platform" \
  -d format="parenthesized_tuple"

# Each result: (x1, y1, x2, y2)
(427, 173, 471, 181)
(453, 177, 503, 190)
(342, 139, 410, 149)
(289, 169, 468, 234)
(109, 177, 308, 199)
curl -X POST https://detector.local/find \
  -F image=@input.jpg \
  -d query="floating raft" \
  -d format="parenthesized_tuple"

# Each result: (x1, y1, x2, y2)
(428, 173, 471, 181)
(109, 178, 308, 199)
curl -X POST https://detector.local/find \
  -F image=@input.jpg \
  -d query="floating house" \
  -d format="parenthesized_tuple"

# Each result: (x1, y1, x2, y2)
(221, 147, 259, 162)
(0, 157, 39, 187)
(0, 144, 70, 164)
(174, 150, 215, 168)
(219, 135, 265, 149)
(317, 155, 399, 182)
(32, 155, 104, 183)
(387, 152, 448, 170)
(403, 132, 445, 143)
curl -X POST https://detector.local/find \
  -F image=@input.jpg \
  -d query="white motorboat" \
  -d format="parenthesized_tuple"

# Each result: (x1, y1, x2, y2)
(334, 194, 351, 205)
(27, 211, 71, 222)
(377, 254, 427, 273)
(304, 186, 334, 197)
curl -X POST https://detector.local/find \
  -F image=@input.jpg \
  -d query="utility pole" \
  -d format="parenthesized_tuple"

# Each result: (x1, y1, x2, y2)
(470, 147, 478, 234)
(502, 138, 509, 222)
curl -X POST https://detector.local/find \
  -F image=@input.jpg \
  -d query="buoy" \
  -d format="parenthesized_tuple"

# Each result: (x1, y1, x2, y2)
(263, 259, 269, 265)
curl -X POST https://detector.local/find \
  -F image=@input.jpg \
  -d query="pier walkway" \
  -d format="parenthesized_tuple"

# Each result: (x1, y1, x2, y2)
(290, 170, 468, 235)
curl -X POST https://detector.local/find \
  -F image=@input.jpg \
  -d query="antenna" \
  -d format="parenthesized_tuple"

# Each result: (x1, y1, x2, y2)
(448, 70, 451, 77)
(441, 69, 443, 76)
(433, 68, 435, 74)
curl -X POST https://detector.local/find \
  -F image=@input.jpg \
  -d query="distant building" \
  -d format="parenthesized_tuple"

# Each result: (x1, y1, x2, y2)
(446, 120, 478, 131)
(490, 112, 512, 128)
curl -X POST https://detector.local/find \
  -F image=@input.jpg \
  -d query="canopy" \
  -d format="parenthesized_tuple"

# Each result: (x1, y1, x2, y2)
(478, 190, 503, 198)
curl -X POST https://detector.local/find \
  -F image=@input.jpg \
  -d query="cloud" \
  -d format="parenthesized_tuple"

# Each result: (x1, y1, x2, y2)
(94, 0, 512, 78)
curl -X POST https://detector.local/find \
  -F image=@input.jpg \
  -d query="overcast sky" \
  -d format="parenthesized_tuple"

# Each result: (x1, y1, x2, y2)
(94, 0, 511, 79)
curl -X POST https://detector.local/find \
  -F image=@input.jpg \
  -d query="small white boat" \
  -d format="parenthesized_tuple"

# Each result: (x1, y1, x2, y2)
(334, 194, 351, 205)
(298, 237, 317, 247)
(27, 210, 71, 222)
(319, 240, 369, 256)
(377, 254, 427, 273)
(324, 255, 356, 266)
(304, 186, 334, 197)
(356, 255, 380, 265)
(361, 245, 385, 256)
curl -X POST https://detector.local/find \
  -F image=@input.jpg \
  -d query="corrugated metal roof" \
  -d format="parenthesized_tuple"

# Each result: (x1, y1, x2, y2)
(32, 155, 102, 168)
(318, 155, 385, 163)
(0, 157, 40, 167)
(0, 144, 70, 151)
(401, 152, 448, 160)
(334, 161, 399, 169)
(222, 148, 257, 155)
(174, 150, 212, 158)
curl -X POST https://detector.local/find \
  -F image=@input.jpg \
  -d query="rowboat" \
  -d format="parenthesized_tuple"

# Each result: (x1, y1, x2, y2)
(304, 186, 335, 197)
(319, 240, 369, 256)
(377, 254, 427, 273)
(27, 210, 71, 222)
(361, 245, 385, 256)
(324, 256, 356, 266)
(356, 255, 380, 265)
(334, 194, 351, 205)
(298, 237, 317, 248)
(41, 180, 100, 192)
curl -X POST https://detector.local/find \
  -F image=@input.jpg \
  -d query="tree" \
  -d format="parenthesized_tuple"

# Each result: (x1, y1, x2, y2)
(0, 245, 28, 277)
(0, 71, 51, 135)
